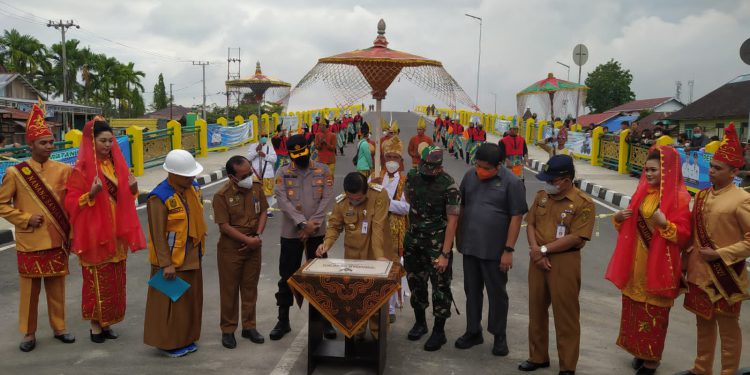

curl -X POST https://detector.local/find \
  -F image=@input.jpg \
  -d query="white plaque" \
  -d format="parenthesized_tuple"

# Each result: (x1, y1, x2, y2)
(302, 258, 392, 278)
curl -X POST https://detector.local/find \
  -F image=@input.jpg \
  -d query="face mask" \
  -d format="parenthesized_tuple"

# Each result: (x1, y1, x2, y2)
(260, 137, 267, 143)
(476, 167, 497, 180)
(236, 176, 254, 189)
(654, 132, 662, 137)
(544, 182, 561, 195)
(385, 161, 399, 174)
(349, 197, 366, 206)
(292, 155, 310, 169)
(693, 133, 702, 138)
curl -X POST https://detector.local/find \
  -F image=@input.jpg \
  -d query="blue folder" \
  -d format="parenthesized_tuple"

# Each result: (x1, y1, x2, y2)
(148, 269, 191, 302)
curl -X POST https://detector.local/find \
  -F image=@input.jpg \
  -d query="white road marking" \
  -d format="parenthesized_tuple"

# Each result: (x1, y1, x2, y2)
(269, 325, 309, 375)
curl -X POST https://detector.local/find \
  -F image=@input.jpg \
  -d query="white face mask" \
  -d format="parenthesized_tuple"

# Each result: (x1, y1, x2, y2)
(236, 176, 254, 189)
(544, 182, 561, 195)
(385, 161, 399, 173)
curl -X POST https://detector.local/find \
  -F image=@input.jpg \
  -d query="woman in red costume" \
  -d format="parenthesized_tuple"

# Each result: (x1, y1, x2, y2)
(605, 145, 691, 374)
(65, 118, 146, 343)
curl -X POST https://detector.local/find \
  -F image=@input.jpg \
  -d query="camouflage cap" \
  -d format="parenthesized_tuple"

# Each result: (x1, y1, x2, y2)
(419, 145, 444, 175)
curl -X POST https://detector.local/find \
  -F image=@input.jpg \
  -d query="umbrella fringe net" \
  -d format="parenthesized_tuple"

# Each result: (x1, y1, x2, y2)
(292, 62, 477, 111)
(228, 85, 291, 108)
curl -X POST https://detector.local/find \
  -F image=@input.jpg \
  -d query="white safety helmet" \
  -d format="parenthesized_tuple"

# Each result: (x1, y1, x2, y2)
(163, 149, 203, 177)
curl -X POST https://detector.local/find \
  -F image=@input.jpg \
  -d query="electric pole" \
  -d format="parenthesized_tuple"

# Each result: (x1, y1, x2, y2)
(169, 83, 174, 120)
(47, 20, 79, 102)
(192, 61, 209, 120)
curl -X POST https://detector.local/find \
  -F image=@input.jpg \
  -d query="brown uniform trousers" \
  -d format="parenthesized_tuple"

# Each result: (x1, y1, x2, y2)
(212, 180, 268, 334)
(323, 185, 393, 338)
(525, 189, 595, 372)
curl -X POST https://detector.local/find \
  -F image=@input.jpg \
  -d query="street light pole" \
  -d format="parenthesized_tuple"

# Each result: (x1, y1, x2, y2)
(556, 61, 570, 81)
(465, 13, 482, 108)
(490, 92, 497, 114)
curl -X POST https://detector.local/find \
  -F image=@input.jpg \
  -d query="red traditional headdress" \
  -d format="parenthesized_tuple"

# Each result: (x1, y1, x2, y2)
(712, 122, 744, 168)
(605, 145, 692, 298)
(25, 99, 53, 144)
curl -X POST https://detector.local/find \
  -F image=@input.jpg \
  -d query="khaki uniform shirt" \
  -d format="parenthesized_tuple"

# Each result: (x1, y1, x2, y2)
(0, 159, 71, 252)
(274, 161, 333, 239)
(323, 185, 392, 260)
(686, 184, 750, 302)
(526, 188, 595, 248)
(212, 180, 268, 249)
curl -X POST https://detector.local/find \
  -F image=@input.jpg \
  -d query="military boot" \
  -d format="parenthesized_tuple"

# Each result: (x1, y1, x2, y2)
(424, 317, 447, 351)
(269, 307, 291, 341)
(407, 309, 428, 341)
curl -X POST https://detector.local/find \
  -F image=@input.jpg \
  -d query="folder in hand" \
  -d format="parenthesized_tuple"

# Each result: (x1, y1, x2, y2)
(148, 269, 190, 302)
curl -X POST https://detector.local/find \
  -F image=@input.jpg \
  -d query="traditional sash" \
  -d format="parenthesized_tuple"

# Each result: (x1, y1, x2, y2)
(636, 211, 653, 246)
(103, 174, 118, 202)
(13, 162, 70, 239)
(17, 247, 68, 277)
(692, 189, 745, 303)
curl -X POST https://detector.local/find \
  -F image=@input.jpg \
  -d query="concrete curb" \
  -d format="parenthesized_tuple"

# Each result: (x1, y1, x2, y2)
(135, 168, 228, 205)
(526, 158, 632, 209)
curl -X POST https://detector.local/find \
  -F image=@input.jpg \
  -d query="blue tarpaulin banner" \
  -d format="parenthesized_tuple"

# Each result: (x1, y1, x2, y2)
(208, 121, 254, 149)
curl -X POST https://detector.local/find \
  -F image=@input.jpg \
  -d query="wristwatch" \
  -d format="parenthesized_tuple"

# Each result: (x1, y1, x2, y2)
(439, 250, 452, 259)
(297, 221, 307, 230)
(540, 245, 549, 256)
(504, 246, 515, 253)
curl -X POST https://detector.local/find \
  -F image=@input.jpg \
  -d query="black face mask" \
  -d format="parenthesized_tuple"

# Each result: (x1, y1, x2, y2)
(292, 155, 310, 169)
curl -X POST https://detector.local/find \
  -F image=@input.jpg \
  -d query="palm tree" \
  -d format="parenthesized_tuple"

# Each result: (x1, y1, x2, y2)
(49, 39, 85, 101)
(0, 29, 47, 77)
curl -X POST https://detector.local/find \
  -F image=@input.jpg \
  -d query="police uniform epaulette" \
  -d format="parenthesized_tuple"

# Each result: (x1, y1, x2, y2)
(369, 183, 383, 192)
(335, 193, 346, 203)
(576, 189, 593, 203)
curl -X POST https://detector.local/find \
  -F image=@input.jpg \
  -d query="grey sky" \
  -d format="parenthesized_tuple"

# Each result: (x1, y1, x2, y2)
(1, 0, 748, 116)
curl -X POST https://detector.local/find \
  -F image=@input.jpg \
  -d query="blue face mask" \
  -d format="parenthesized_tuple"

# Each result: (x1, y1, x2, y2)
(260, 137, 268, 143)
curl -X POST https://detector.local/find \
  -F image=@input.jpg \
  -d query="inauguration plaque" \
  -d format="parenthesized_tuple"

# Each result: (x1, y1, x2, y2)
(301, 258, 393, 277)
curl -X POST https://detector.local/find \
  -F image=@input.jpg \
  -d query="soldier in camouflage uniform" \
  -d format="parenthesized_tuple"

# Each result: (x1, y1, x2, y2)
(403, 145, 460, 351)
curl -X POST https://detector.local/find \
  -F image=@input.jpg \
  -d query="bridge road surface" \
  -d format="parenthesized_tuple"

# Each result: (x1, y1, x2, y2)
(0, 111, 746, 375)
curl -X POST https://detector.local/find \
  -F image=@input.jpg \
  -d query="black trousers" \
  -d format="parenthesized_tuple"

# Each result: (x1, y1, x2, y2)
(462, 253, 509, 337)
(275, 236, 325, 307)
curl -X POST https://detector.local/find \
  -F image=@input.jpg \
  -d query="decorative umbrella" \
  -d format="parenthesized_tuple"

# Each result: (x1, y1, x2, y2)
(225, 61, 291, 131)
(516, 73, 588, 121)
(293, 19, 476, 174)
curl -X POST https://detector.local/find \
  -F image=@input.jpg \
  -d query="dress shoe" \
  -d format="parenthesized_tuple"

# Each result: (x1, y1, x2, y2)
(407, 321, 428, 341)
(491, 335, 509, 356)
(518, 360, 551, 372)
(454, 332, 484, 349)
(323, 324, 337, 339)
(269, 320, 291, 341)
(241, 329, 265, 344)
(90, 330, 105, 344)
(19, 339, 36, 352)
(558, 372, 575, 375)
(54, 332, 76, 343)
(221, 333, 236, 349)
(102, 328, 118, 340)
(631, 358, 645, 370)
(389, 313, 396, 324)
(635, 367, 656, 375)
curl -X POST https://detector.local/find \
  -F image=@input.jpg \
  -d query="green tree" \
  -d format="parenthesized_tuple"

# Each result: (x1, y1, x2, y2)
(584, 59, 635, 113)
(0, 29, 47, 77)
(152, 73, 168, 111)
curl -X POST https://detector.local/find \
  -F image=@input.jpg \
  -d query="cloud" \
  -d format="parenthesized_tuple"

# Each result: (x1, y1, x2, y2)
(1, 0, 747, 117)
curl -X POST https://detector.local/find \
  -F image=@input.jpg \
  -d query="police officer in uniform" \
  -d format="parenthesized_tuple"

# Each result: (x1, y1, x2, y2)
(271, 134, 336, 340)
(316, 172, 393, 338)
(212, 156, 268, 349)
(519, 155, 595, 375)
(403, 145, 460, 352)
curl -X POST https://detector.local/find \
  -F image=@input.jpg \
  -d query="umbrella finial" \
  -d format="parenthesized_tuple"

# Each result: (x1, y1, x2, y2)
(256, 61, 262, 75)
(374, 19, 389, 48)
(547, 72, 554, 79)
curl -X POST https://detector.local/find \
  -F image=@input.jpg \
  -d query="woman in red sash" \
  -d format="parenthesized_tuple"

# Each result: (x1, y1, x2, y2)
(64, 119, 146, 343)
(605, 146, 691, 374)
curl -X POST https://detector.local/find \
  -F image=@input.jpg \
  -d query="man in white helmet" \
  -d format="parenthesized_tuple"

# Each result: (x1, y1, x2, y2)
(143, 149, 207, 358)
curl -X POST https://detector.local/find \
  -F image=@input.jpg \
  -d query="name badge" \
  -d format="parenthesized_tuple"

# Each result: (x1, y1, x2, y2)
(556, 224, 566, 239)
(255, 201, 261, 214)
(361, 220, 369, 234)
